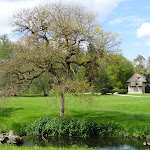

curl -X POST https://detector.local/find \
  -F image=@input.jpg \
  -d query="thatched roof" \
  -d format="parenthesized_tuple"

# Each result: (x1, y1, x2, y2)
(126, 73, 147, 83)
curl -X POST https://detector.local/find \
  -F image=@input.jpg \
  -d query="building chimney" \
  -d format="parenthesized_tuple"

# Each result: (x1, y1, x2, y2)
(135, 72, 138, 81)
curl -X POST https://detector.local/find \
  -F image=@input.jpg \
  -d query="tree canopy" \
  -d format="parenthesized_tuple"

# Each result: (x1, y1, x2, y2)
(0, 34, 11, 59)
(134, 54, 146, 75)
(1, 2, 121, 116)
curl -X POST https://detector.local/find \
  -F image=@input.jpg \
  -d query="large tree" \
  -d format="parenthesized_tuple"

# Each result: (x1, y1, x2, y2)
(2, 2, 120, 116)
(106, 54, 134, 89)
(94, 54, 134, 94)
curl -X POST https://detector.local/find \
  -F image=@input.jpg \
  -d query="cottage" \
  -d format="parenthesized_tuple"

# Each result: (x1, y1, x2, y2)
(126, 73, 147, 94)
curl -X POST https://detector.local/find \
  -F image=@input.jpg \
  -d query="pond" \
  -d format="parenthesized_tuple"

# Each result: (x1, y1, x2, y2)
(23, 136, 150, 150)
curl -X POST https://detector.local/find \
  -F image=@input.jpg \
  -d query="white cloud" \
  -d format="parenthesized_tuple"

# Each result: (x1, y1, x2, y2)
(0, 0, 127, 35)
(137, 23, 150, 38)
(137, 23, 150, 47)
(69, 0, 127, 20)
(109, 16, 146, 26)
(109, 17, 126, 25)
(43, 0, 127, 19)
(146, 40, 150, 46)
(0, 0, 41, 35)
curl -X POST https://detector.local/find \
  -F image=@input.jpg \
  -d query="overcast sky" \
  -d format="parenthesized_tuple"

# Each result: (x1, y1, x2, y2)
(0, 0, 150, 60)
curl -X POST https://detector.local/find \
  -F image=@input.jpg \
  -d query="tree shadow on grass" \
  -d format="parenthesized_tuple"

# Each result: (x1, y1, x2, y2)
(22, 94, 44, 97)
(0, 107, 23, 118)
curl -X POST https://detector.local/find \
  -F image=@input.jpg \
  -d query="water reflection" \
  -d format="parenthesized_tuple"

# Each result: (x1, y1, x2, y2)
(23, 136, 150, 150)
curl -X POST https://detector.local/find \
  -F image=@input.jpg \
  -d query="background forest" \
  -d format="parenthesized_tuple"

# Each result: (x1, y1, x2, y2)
(1, 34, 150, 96)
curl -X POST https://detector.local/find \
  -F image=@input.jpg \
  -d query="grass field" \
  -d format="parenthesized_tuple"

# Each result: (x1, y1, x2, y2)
(0, 92, 150, 149)
(0, 93, 150, 135)
(0, 144, 95, 150)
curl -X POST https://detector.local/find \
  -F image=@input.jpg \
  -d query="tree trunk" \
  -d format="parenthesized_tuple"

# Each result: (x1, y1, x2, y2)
(60, 92, 65, 117)
(44, 89, 49, 97)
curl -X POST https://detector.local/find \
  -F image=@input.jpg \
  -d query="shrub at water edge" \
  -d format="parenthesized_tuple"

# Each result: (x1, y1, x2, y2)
(25, 116, 123, 137)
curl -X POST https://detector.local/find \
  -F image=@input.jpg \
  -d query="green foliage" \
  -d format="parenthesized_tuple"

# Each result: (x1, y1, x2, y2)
(145, 84, 150, 93)
(134, 54, 146, 75)
(112, 87, 127, 94)
(1, 2, 122, 116)
(0, 34, 11, 59)
(98, 122, 123, 137)
(11, 122, 26, 135)
(26, 116, 124, 137)
(0, 144, 94, 150)
(117, 89, 128, 94)
(147, 56, 150, 73)
(134, 126, 150, 139)
(94, 69, 113, 94)
(1, 94, 150, 140)
(125, 126, 150, 139)
(29, 72, 54, 96)
(85, 43, 99, 87)
(26, 117, 99, 137)
(93, 54, 134, 93)
(145, 73, 150, 93)
(26, 115, 126, 139)
(106, 54, 134, 89)
(132, 55, 150, 93)
(0, 34, 12, 94)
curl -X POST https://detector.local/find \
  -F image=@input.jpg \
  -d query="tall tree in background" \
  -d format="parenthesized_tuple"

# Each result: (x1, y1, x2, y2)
(134, 54, 146, 75)
(85, 43, 98, 88)
(133, 55, 150, 93)
(94, 57, 112, 94)
(147, 56, 150, 73)
(85, 27, 121, 91)
(145, 56, 150, 93)
(1, 2, 120, 116)
(0, 35, 12, 94)
(29, 72, 54, 96)
(94, 54, 134, 94)
(106, 54, 134, 89)
(0, 34, 11, 59)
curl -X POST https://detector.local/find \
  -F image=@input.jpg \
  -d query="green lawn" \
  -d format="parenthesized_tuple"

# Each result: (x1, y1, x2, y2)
(0, 93, 150, 149)
(0, 144, 95, 150)
(127, 93, 150, 96)
(0, 93, 150, 135)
